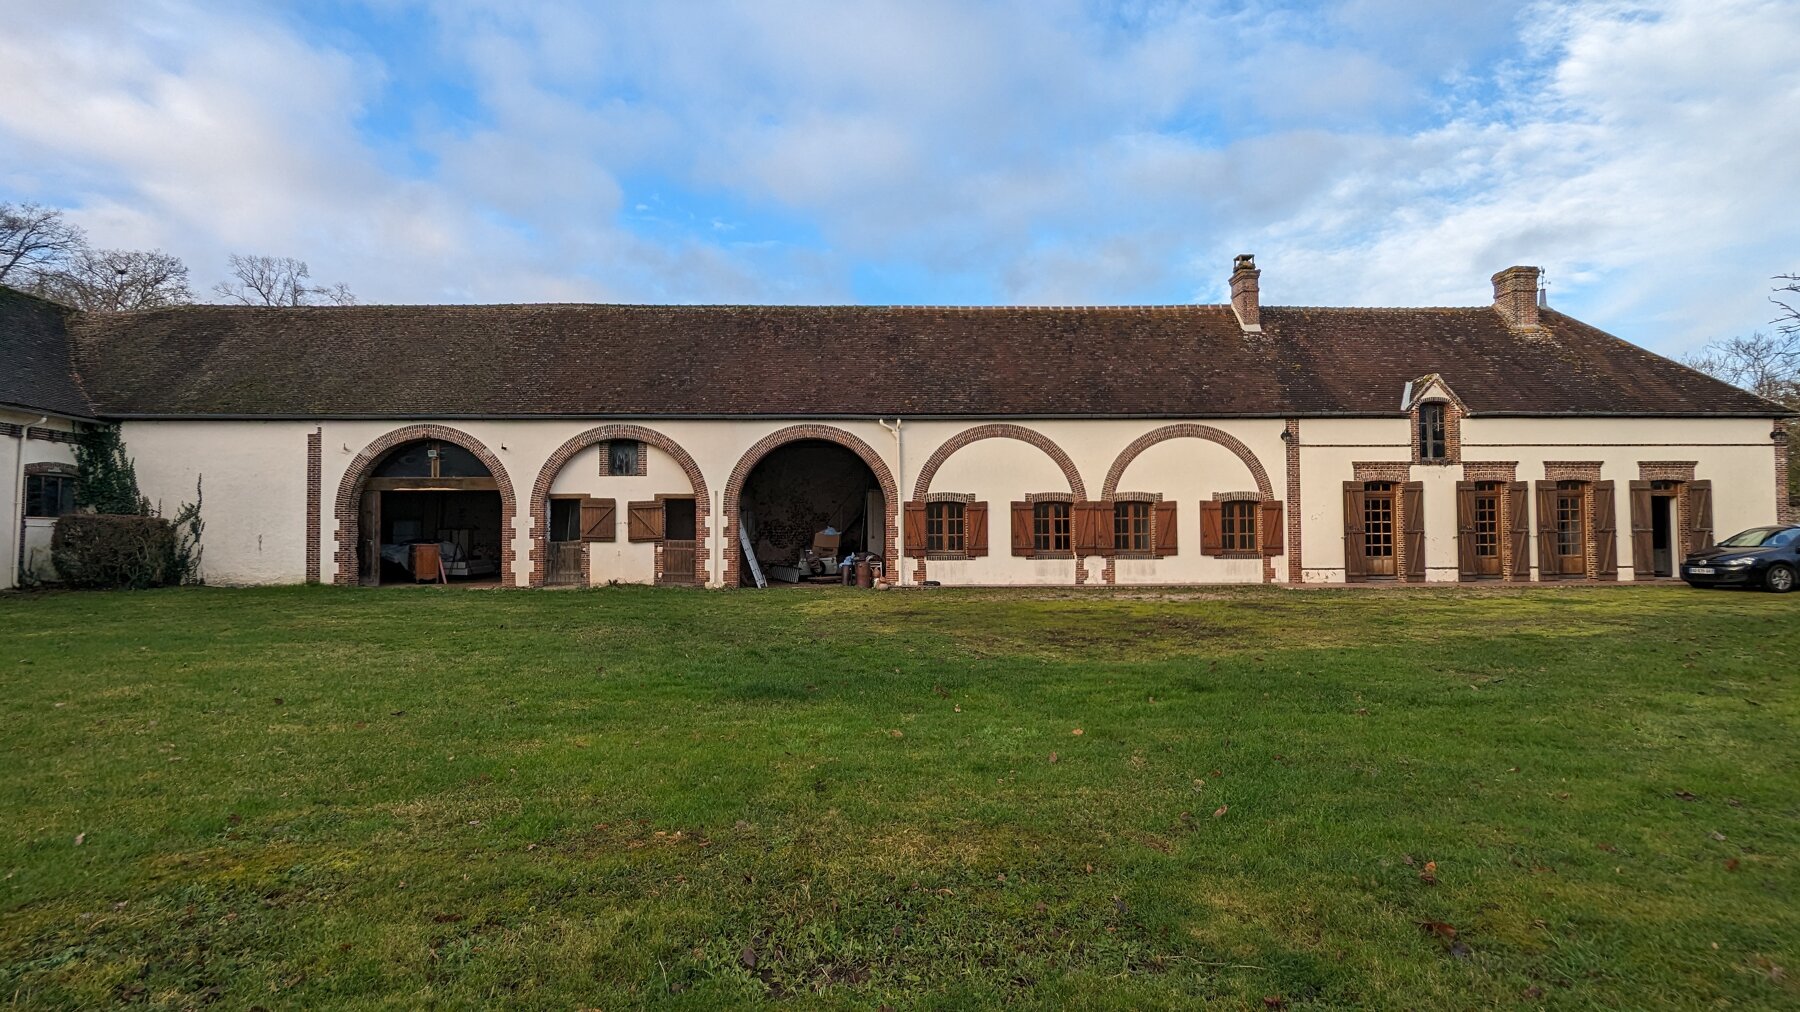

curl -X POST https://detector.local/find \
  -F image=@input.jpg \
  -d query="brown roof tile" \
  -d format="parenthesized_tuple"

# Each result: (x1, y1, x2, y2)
(33, 298, 1788, 419)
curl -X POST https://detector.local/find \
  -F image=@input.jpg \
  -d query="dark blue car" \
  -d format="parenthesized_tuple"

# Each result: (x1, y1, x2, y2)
(1682, 525, 1800, 592)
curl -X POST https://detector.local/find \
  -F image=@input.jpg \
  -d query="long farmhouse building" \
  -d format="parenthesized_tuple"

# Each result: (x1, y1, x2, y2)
(4, 258, 1792, 590)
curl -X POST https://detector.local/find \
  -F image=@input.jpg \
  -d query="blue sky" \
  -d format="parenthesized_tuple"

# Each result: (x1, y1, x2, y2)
(3, 0, 1797, 355)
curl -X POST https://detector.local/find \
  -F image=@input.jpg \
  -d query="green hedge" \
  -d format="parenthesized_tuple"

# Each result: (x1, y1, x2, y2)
(51, 514, 178, 589)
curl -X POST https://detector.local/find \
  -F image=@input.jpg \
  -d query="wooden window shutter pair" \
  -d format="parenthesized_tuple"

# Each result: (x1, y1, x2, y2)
(903, 500, 988, 556)
(1203, 500, 1283, 556)
(1455, 481, 1478, 581)
(1401, 482, 1425, 581)
(627, 500, 663, 542)
(1341, 482, 1368, 582)
(1507, 482, 1530, 581)
(1687, 480, 1714, 551)
(1593, 481, 1618, 580)
(579, 498, 616, 542)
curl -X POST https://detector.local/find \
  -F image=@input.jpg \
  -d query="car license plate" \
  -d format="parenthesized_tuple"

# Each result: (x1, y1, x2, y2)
(1689, 567, 1715, 575)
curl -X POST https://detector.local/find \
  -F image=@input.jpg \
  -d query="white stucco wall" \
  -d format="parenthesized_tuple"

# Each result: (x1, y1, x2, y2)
(122, 421, 314, 586)
(92, 412, 1786, 590)
(4, 411, 81, 589)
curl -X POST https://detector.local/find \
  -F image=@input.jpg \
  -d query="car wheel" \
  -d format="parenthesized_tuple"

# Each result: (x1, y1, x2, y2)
(1766, 564, 1796, 594)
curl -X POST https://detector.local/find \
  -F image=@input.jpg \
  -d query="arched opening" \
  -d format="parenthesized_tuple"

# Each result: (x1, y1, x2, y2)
(737, 439, 883, 586)
(360, 438, 505, 585)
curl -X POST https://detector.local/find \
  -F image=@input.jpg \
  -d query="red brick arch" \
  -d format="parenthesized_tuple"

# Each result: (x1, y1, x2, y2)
(723, 424, 898, 587)
(333, 424, 517, 586)
(527, 424, 711, 587)
(912, 423, 1087, 500)
(1101, 424, 1274, 499)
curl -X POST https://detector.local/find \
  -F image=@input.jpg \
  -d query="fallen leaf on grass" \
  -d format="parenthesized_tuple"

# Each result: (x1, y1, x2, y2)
(1071, 728, 1084, 736)
(1418, 921, 1458, 940)
(1725, 858, 1741, 872)
(73, 833, 84, 846)
(932, 685, 949, 698)
(1419, 861, 1438, 885)
(1048, 751, 1059, 764)
(1710, 831, 1726, 841)
(740, 945, 757, 969)
(887, 729, 903, 738)
(1673, 790, 1699, 802)
(1448, 941, 1472, 959)
(1212, 805, 1228, 818)
(1262, 997, 1288, 1010)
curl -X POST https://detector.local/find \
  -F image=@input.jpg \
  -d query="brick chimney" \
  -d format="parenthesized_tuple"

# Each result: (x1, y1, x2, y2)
(1491, 265, 1541, 329)
(1230, 253, 1261, 332)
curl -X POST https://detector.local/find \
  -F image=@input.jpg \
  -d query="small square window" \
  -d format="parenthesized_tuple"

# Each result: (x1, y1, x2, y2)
(926, 501, 966, 552)
(608, 440, 641, 476)
(1221, 500, 1257, 553)
(1032, 501, 1071, 552)
(1113, 501, 1151, 552)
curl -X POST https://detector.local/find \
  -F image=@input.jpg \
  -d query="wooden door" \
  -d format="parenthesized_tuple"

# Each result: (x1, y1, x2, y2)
(660, 497, 697, 584)
(1362, 486, 1397, 577)
(1473, 485, 1502, 577)
(360, 489, 381, 586)
(1554, 486, 1586, 576)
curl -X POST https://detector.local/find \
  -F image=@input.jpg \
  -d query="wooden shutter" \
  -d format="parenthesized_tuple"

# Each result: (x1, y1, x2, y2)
(1010, 502, 1034, 557)
(1199, 501, 1224, 556)
(627, 500, 663, 542)
(1535, 482, 1558, 578)
(965, 501, 989, 557)
(1260, 501, 1284, 557)
(1153, 501, 1178, 557)
(1508, 481, 1531, 581)
(1342, 482, 1367, 582)
(580, 497, 616, 542)
(1593, 480, 1618, 580)
(1075, 501, 1111, 555)
(1688, 479, 1714, 552)
(1628, 480, 1654, 580)
(903, 501, 927, 554)
(1455, 481, 1478, 581)
(1402, 481, 1425, 581)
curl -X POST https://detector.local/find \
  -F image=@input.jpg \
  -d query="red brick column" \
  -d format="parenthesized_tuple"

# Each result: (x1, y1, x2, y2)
(306, 428, 321, 584)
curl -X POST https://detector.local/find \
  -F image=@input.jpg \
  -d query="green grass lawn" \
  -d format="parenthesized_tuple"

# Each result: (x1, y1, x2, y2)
(0, 584, 1796, 1009)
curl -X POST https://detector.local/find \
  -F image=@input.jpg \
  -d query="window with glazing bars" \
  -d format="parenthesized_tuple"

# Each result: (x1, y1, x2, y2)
(1032, 501, 1070, 552)
(1474, 481, 1500, 558)
(1363, 482, 1394, 559)
(1556, 481, 1585, 556)
(1418, 403, 1447, 460)
(1221, 500, 1257, 552)
(1113, 500, 1151, 552)
(926, 501, 966, 552)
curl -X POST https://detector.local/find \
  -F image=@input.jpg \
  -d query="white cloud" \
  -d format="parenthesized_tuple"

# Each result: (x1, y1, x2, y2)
(0, 0, 1795, 352)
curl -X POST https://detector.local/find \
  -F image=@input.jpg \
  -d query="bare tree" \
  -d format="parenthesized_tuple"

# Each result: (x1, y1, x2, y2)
(1774, 273, 1799, 340)
(29, 248, 194, 312)
(213, 254, 356, 307)
(1684, 330, 1800, 404)
(0, 202, 87, 285)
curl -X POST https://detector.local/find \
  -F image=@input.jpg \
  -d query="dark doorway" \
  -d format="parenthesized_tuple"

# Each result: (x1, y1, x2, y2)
(1650, 493, 1676, 577)
(738, 439, 882, 585)
(661, 497, 697, 585)
(360, 438, 504, 585)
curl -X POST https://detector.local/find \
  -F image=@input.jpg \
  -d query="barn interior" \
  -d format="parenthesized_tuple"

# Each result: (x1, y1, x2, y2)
(737, 439, 882, 585)
(362, 439, 504, 584)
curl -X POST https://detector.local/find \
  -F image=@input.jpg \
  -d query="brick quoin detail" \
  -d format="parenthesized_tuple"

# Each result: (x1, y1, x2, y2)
(332, 425, 518, 586)
(910, 423, 1087, 585)
(1776, 421, 1795, 524)
(722, 425, 898, 588)
(527, 425, 711, 588)
(306, 429, 321, 584)
(1284, 418, 1302, 583)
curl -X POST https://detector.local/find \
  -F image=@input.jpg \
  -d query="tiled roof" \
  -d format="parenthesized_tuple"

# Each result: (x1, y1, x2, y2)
(0, 287, 93, 419)
(7, 291, 1786, 419)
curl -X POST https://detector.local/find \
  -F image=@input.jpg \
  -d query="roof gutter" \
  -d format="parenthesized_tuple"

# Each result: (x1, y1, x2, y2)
(93, 408, 1798, 422)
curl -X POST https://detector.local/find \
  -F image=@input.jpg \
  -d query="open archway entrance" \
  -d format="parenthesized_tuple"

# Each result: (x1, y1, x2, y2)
(360, 438, 505, 585)
(737, 439, 883, 585)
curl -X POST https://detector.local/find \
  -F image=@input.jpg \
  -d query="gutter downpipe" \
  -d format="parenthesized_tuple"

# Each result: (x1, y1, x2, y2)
(10, 416, 47, 589)
(878, 417, 905, 585)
